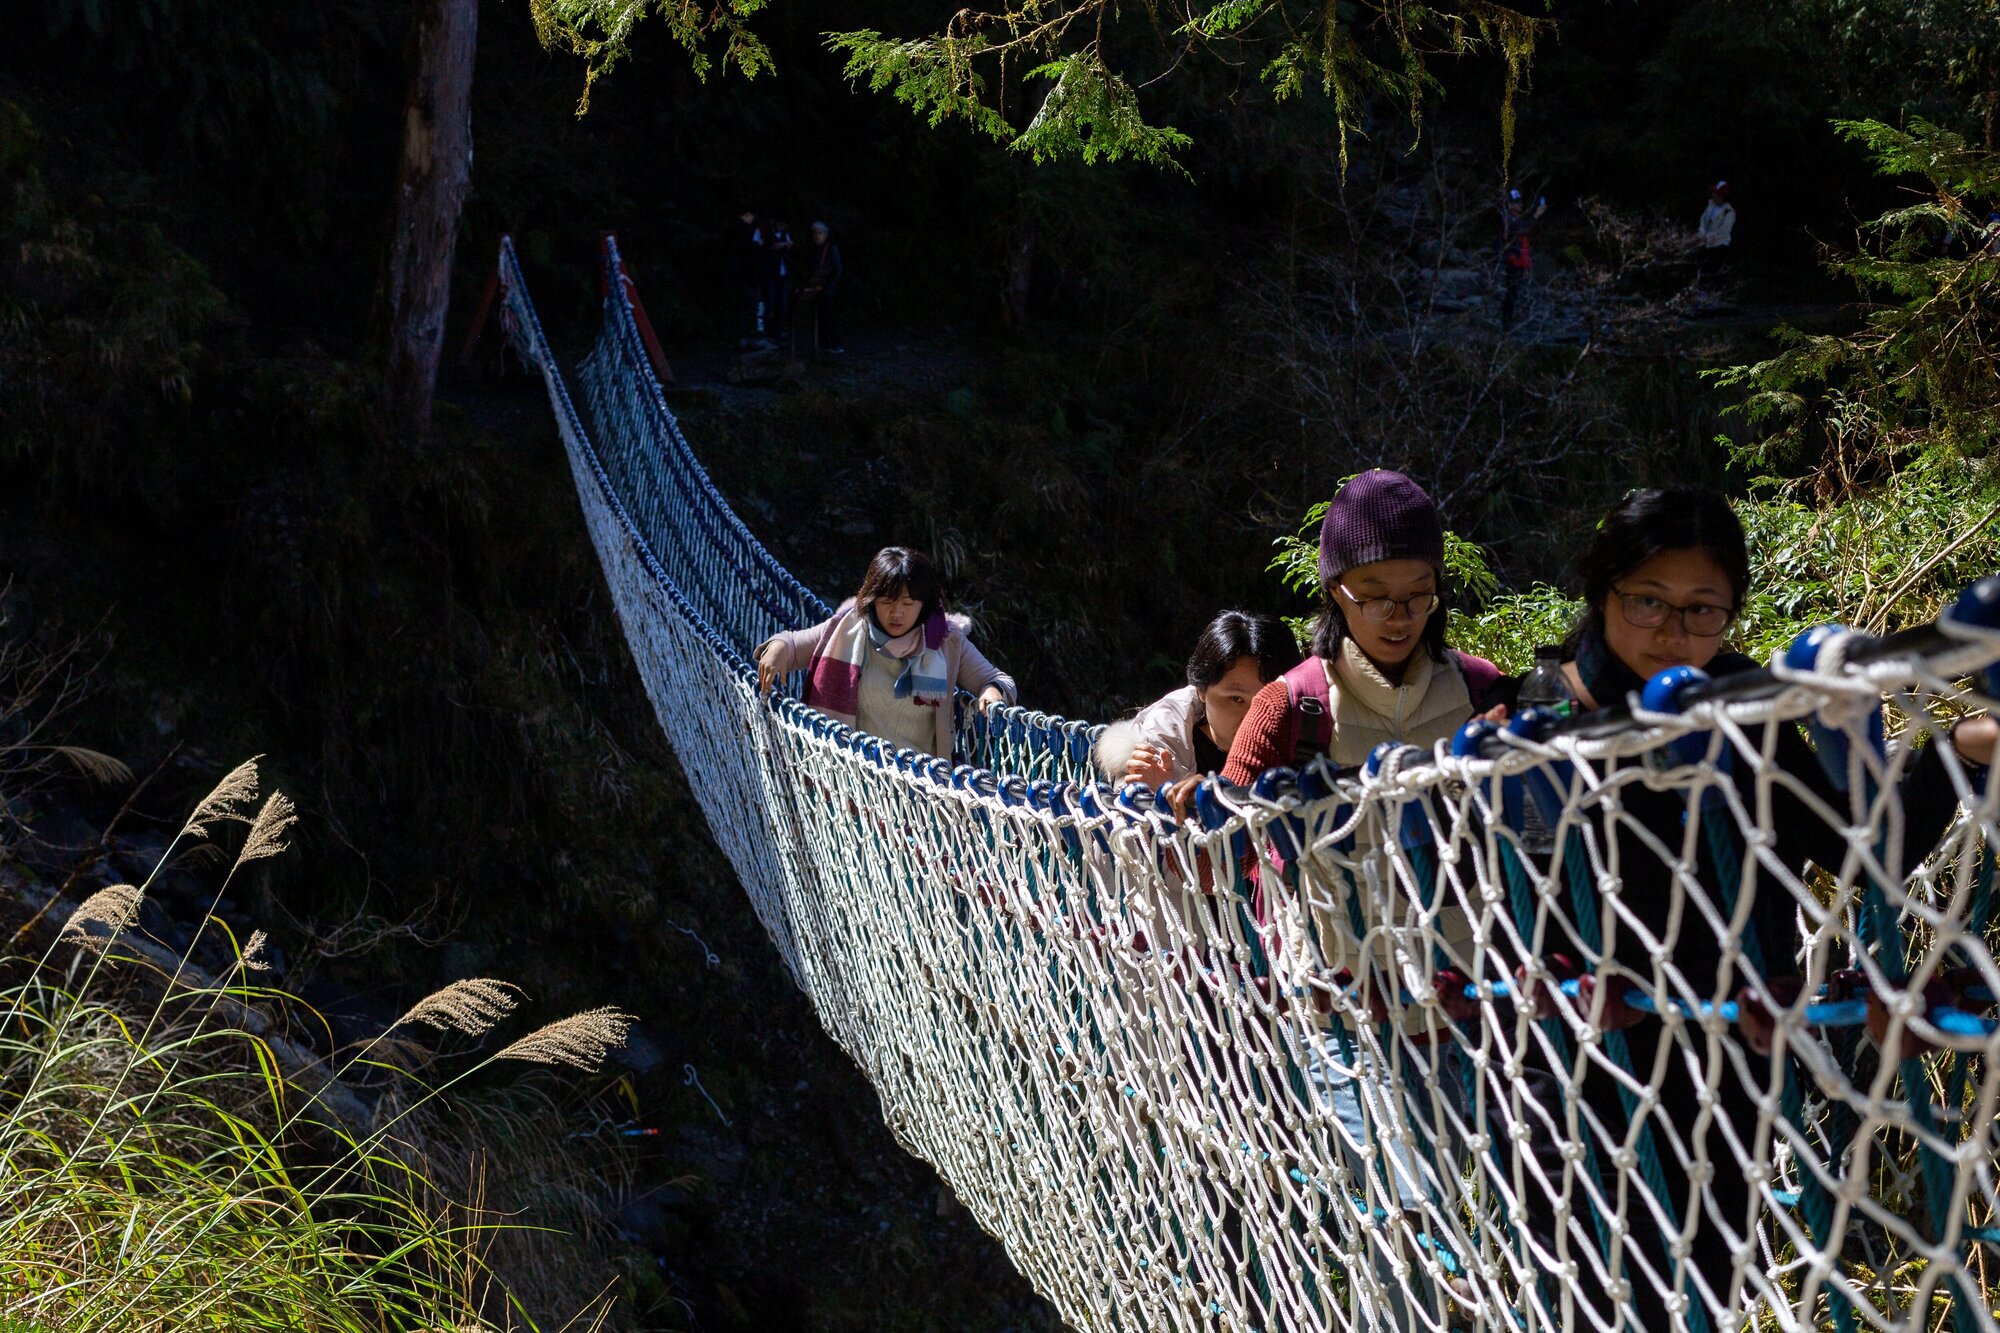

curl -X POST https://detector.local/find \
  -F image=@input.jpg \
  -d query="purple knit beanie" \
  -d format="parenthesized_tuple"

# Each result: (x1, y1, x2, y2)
(1317, 470, 1445, 587)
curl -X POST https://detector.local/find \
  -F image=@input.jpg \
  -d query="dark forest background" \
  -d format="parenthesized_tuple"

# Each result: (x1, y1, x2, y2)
(3, 1, 1997, 1327)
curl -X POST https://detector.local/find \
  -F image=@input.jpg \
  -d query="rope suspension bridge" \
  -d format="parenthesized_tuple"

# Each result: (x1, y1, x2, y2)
(497, 235, 2000, 1333)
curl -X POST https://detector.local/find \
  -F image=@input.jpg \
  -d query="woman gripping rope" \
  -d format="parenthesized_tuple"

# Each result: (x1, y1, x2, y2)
(755, 546, 1015, 759)
(1488, 487, 1993, 1331)
(1096, 610, 1296, 789)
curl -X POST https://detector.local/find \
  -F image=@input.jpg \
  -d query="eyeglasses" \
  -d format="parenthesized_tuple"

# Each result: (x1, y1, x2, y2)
(1610, 585, 1736, 637)
(1338, 584, 1441, 623)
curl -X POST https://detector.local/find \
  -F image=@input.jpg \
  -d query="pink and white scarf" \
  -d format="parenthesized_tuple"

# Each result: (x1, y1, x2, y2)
(805, 605, 951, 725)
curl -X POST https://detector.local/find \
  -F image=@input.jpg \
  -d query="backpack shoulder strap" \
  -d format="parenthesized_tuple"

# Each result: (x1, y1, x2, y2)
(1453, 651, 1502, 711)
(1282, 657, 1334, 768)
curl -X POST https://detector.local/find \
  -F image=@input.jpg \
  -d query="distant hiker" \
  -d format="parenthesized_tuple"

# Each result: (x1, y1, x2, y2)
(1498, 188, 1545, 331)
(764, 218, 795, 336)
(728, 208, 768, 348)
(796, 221, 845, 354)
(755, 546, 1014, 759)
(1696, 180, 1736, 250)
(1983, 210, 2000, 255)
(1095, 611, 1295, 790)
(1693, 180, 1737, 291)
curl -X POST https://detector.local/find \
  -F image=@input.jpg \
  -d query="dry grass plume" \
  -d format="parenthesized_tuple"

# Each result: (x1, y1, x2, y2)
(235, 791, 297, 866)
(393, 980, 522, 1038)
(240, 929, 273, 973)
(181, 756, 262, 839)
(61, 883, 142, 948)
(494, 1008, 635, 1071)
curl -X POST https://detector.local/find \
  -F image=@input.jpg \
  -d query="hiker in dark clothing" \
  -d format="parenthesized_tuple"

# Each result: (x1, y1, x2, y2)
(727, 209, 766, 348)
(796, 221, 844, 354)
(764, 218, 795, 338)
(1499, 188, 1546, 331)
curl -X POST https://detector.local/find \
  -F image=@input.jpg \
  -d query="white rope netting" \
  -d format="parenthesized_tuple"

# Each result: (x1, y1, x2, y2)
(501, 235, 2000, 1333)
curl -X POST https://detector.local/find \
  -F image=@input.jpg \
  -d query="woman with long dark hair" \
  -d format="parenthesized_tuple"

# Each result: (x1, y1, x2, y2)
(1096, 610, 1296, 786)
(755, 546, 1015, 759)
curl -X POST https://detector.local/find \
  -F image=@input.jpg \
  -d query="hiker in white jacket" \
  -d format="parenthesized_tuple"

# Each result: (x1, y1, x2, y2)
(1696, 179, 1736, 249)
(1095, 610, 1294, 788)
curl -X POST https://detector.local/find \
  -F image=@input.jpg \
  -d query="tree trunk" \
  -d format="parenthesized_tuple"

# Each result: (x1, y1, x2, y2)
(1001, 224, 1036, 332)
(383, 0, 477, 439)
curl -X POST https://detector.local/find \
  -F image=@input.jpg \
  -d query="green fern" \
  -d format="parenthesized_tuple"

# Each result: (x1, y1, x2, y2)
(825, 30, 1012, 139)
(1714, 119, 2000, 481)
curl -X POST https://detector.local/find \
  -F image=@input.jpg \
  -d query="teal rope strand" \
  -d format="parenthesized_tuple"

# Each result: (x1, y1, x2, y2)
(1856, 795, 1979, 1333)
(1488, 828, 1604, 1324)
(1550, 818, 1709, 1333)
(1699, 802, 1857, 1333)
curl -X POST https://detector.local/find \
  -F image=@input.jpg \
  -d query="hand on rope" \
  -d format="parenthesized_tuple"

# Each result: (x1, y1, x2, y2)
(1864, 978, 1962, 1058)
(1734, 977, 1807, 1056)
(1166, 774, 1205, 820)
(1863, 968, 2000, 1057)
(1124, 743, 1176, 790)
(1315, 966, 1393, 1024)
(1513, 953, 1584, 1022)
(1952, 714, 1998, 765)
(755, 639, 784, 695)
(1570, 970, 1645, 1031)
(1512, 956, 1640, 1024)
(1735, 971, 1926, 1055)
(1430, 967, 1482, 1025)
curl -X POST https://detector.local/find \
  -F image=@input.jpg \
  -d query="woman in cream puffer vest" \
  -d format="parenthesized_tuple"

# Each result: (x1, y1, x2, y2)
(1222, 471, 1499, 979)
(1218, 470, 1500, 1262)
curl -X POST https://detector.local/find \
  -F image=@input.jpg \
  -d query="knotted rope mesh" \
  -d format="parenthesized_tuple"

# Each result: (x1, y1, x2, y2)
(501, 236, 2000, 1332)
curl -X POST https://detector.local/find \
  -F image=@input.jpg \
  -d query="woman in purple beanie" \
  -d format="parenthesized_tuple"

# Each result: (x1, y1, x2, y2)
(1222, 469, 1498, 785)
(1214, 469, 1501, 1323)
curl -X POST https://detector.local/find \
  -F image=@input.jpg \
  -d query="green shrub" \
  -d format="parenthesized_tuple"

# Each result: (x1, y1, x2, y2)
(1711, 119, 2000, 636)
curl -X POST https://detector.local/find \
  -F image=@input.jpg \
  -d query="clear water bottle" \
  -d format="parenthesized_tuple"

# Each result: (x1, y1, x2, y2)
(1516, 645, 1577, 856)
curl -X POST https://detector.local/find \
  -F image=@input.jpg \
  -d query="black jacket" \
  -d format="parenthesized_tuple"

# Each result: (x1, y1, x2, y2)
(1491, 649, 1976, 989)
(798, 240, 842, 294)
(726, 217, 762, 278)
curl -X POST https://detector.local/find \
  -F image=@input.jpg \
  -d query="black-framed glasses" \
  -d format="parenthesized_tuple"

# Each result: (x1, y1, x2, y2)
(1610, 585, 1736, 637)
(1338, 584, 1441, 624)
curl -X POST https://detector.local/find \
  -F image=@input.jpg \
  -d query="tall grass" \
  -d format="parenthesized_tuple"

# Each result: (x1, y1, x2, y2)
(0, 759, 633, 1332)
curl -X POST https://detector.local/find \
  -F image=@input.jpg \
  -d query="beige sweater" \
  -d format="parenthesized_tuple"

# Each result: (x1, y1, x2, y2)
(758, 600, 1018, 759)
(1285, 641, 1478, 1029)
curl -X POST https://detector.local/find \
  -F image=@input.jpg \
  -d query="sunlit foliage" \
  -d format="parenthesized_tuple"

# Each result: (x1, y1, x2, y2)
(534, 0, 1549, 170)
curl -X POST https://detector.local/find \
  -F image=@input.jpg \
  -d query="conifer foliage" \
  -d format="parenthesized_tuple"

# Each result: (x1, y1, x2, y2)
(535, 0, 1549, 169)
(1715, 118, 2000, 637)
